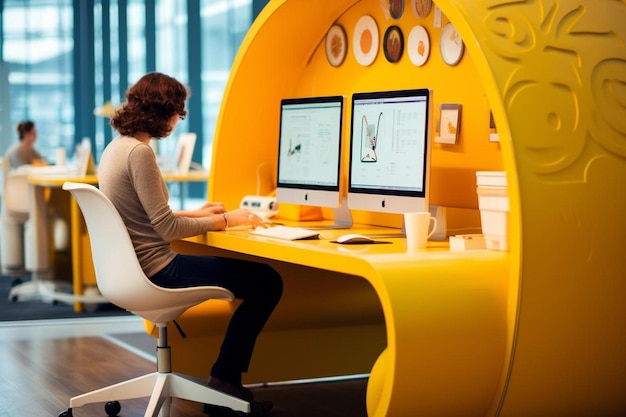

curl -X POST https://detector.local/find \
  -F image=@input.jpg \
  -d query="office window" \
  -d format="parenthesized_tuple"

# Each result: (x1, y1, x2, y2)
(0, 0, 265, 173)
(199, 0, 252, 170)
(127, 0, 146, 82)
(153, 0, 189, 158)
(0, 0, 74, 162)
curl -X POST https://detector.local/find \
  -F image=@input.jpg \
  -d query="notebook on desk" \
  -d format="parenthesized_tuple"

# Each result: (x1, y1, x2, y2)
(249, 225, 320, 241)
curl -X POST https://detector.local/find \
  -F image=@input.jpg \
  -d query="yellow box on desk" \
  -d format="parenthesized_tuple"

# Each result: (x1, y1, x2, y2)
(449, 234, 487, 251)
(476, 171, 509, 252)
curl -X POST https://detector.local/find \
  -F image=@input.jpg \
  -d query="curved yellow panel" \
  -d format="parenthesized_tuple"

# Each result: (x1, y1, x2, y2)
(442, 1, 626, 415)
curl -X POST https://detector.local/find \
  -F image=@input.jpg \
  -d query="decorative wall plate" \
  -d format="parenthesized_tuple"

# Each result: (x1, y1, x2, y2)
(325, 24, 347, 67)
(383, 26, 404, 63)
(412, 0, 432, 18)
(440, 22, 464, 66)
(389, 0, 404, 20)
(407, 25, 430, 66)
(353, 15, 379, 66)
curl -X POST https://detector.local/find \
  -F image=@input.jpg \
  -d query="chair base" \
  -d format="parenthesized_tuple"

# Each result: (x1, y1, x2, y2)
(68, 371, 250, 417)
(7, 277, 108, 306)
(8, 278, 59, 302)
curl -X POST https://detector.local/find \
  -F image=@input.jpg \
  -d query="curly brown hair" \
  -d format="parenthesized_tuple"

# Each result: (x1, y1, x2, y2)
(110, 72, 189, 139)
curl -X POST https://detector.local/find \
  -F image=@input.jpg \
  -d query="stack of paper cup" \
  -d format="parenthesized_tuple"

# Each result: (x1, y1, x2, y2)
(476, 171, 509, 251)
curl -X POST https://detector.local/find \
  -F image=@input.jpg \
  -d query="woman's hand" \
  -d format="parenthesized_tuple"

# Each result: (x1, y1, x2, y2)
(223, 209, 265, 229)
(174, 202, 225, 218)
(198, 202, 225, 215)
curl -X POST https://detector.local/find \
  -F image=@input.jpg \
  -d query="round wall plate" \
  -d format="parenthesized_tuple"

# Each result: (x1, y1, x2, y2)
(407, 25, 430, 66)
(440, 22, 464, 66)
(412, 0, 432, 18)
(326, 24, 347, 67)
(383, 25, 404, 63)
(389, 0, 404, 20)
(353, 15, 379, 66)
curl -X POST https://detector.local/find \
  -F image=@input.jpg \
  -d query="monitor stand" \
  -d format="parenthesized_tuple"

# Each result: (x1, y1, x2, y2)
(305, 197, 353, 230)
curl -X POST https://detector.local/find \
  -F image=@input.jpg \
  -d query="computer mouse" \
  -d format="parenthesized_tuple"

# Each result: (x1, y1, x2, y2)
(336, 233, 375, 244)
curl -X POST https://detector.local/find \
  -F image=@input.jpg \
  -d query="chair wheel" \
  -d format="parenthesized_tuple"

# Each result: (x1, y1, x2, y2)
(58, 408, 72, 417)
(105, 401, 121, 416)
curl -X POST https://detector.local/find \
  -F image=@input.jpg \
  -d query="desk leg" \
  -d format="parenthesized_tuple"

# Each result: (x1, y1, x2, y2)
(25, 183, 50, 278)
(179, 182, 185, 209)
(70, 199, 84, 312)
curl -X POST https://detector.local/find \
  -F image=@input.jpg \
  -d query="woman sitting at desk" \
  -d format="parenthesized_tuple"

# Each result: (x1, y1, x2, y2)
(99, 72, 282, 416)
(5, 120, 47, 169)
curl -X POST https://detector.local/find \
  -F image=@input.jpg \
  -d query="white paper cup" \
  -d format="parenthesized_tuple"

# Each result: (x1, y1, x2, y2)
(404, 212, 437, 249)
(55, 147, 66, 167)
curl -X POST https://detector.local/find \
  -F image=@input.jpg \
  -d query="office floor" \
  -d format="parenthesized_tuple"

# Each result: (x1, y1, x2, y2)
(0, 316, 368, 417)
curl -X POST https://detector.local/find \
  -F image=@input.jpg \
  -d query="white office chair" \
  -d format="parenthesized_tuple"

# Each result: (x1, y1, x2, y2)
(1, 156, 30, 279)
(59, 182, 249, 417)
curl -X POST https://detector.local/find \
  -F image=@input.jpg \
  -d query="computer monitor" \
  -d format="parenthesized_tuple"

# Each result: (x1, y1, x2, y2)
(156, 133, 198, 175)
(77, 138, 97, 177)
(276, 95, 351, 227)
(174, 132, 197, 175)
(348, 88, 432, 216)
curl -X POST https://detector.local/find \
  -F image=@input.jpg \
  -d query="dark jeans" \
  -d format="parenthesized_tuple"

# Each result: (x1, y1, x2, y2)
(150, 254, 283, 384)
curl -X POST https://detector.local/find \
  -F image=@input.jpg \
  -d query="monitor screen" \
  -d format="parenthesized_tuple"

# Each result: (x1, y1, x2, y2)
(174, 132, 197, 175)
(276, 95, 344, 209)
(348, 88, 432, 214)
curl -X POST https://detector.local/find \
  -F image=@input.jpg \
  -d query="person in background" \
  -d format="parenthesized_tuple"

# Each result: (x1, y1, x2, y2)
(99, 72, 282, 416)
(5, 120, 47, 169)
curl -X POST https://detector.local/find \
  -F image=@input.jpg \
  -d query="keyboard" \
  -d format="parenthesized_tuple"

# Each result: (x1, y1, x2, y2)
(249, 225, 320, 241)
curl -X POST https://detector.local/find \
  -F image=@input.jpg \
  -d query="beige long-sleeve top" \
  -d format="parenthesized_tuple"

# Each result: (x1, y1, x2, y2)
(98, 135, 217, 277)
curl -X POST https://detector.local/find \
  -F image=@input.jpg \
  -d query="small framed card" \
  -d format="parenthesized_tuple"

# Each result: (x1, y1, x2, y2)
(489, 111, 500, 142)
(435, 103, 461, 144)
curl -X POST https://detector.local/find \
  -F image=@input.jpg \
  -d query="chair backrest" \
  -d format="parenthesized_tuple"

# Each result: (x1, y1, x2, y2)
(2, 156, 30, 214)
(62, 181, 233, 323)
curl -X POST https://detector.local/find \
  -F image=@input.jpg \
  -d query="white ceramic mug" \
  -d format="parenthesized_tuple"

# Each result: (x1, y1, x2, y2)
(404, 211, 437, 249)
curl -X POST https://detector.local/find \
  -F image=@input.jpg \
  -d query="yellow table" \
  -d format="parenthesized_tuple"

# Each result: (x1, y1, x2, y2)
(166, 226, 510, 417)
(22, 171, 208, 311)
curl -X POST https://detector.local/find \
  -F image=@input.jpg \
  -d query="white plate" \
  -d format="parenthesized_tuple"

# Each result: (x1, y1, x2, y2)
(353, 15, 379, 67)
(440, 22, 464, 66)
(407, 25, 430, 66)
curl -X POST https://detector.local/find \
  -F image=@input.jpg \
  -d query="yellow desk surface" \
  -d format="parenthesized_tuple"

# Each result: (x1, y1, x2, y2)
(181, 226, 511, 417)
(28, 171, 208, 186)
